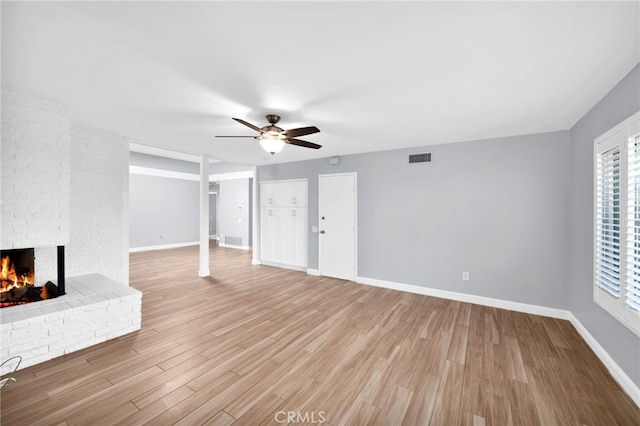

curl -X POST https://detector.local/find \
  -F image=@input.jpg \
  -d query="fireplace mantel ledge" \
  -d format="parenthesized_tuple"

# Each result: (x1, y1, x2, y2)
(0, 274, 142, 370)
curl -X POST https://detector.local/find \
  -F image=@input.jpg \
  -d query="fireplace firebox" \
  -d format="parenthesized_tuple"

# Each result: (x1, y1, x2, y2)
(0, 246, 66, 308)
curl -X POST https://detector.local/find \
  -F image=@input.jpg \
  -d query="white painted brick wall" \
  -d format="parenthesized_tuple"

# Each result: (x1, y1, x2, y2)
(1, 91, 71, 252)
(68, 127, 128, 286)
(1, 92, 129, 285)
(0, 274, 141, 371)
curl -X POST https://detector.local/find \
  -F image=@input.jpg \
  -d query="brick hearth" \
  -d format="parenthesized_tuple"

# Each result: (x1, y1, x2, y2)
(0, 274, 141, 370)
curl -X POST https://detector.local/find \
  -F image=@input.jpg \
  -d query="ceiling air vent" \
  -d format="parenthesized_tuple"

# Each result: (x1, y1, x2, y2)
(409, 153, 431, 164)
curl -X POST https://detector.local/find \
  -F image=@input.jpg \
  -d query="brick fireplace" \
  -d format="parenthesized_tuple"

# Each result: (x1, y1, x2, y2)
(0, 91, 140, 370)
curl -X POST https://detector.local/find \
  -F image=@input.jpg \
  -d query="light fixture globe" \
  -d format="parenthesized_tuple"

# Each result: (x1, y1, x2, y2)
(259, 135, 285, 155)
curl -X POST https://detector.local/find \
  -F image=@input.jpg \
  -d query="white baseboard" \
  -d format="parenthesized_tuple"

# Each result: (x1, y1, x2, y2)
(259, 260, 307, 273)
(218, 243, 251, 250)
(355, 276, 569, 319)
(567, 313, 640, 407)
(129, 241, 198, 253)
(355, 275, 640, 407)
(307, 268, 321, 276)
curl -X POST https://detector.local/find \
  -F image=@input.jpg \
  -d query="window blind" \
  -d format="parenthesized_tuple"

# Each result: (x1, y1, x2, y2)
(627, 136, 640, 311)
(596, 146, 621, 297)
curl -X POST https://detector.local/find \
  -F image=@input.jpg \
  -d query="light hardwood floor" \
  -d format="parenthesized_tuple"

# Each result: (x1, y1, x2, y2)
(1, 243, 639, 425)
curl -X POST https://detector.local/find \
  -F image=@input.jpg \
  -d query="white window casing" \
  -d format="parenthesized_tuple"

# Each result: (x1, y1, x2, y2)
(594, 111, 640, 337)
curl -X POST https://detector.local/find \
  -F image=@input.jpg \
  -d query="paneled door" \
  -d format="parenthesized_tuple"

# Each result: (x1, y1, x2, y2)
(319, 173, 357, 280)
(259, 179, 308, 269)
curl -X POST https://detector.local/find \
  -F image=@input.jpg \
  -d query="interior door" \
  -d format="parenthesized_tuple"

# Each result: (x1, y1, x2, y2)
(319, 173, 357, 280)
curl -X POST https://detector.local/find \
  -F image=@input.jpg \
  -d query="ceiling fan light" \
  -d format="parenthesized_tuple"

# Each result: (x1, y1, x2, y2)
(259, 137, 285, 155)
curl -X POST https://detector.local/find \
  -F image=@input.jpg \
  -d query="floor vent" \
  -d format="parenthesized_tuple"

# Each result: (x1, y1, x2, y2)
(224, 236, 242, 246)
(409, 153, 432, 164)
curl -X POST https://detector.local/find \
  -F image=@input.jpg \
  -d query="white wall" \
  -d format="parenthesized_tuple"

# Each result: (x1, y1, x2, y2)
(68, 127, 129, 285)
(1, 91, 71, 284)
(1, 91, 71, 250)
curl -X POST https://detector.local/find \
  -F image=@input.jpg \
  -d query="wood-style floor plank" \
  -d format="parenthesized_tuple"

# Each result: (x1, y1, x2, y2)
(1, 243, 638, 425)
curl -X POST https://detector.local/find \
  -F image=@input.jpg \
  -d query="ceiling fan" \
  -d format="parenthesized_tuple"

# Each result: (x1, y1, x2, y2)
(216, 114, 321, 155)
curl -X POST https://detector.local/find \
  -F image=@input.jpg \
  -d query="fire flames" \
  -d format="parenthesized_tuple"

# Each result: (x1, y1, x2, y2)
(1, 255, 35, 296)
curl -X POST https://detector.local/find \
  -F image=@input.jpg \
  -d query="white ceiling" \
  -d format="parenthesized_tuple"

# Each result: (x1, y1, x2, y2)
(3, 1, 639, 166)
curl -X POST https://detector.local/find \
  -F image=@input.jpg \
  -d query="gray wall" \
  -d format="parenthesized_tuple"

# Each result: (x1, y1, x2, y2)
(569, 64, 640, 388)
(128, 154, 253, 249)
(129, 174, 199, 248)
(258, 130, 571, 308)
(218, 178, 252, 247)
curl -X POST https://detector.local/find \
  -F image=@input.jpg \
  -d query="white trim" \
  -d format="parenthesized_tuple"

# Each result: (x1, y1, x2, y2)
(128, 139, 254, 167)
(257, 178, 308, 185)
(129, 142, 221, 164)
(210, 170, 254, 181)
(129, 165, 199, 181)
(356, 276, 569, 319)
(355, 274, 640, 408)
(307, 268, 321, 276)
(129, 166, 253, 183)
(219, 243, 251, 250)
(129, 241, 198, 252)
(260, 260, 307, 273)
(568, 313, 640, 407)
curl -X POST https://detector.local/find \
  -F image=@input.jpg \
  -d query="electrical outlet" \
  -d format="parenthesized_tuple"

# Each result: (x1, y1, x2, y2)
(462, 271, 470, 281)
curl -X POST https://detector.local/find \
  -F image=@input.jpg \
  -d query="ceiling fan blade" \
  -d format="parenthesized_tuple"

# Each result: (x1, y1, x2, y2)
(287, 138, 322, 149)
(285, 126, 320, 138)
(215, 135, 256, 138)
(232, 118, 262, 132)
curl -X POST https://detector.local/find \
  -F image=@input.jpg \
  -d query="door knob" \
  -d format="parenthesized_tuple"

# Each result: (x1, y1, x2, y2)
(320, 230, 325, 234)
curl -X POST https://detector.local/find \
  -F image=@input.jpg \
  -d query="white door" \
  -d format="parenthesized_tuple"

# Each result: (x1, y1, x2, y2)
(283, 208, 308, 267)
(260, 207, 284, 263)
(319, 173, 356, 280)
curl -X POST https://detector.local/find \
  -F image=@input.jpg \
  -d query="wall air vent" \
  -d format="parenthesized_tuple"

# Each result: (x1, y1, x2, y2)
(224, 236, 242, 247)
(409, 153, 431, 164)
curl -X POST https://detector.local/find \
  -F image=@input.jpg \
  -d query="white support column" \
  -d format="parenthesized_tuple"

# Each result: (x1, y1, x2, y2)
(251, 165, 261, 265)
(198, 154, 210, 277)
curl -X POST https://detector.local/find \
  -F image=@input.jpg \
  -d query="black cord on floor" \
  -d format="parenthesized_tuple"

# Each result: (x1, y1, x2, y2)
(0, 356, 22, 391)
